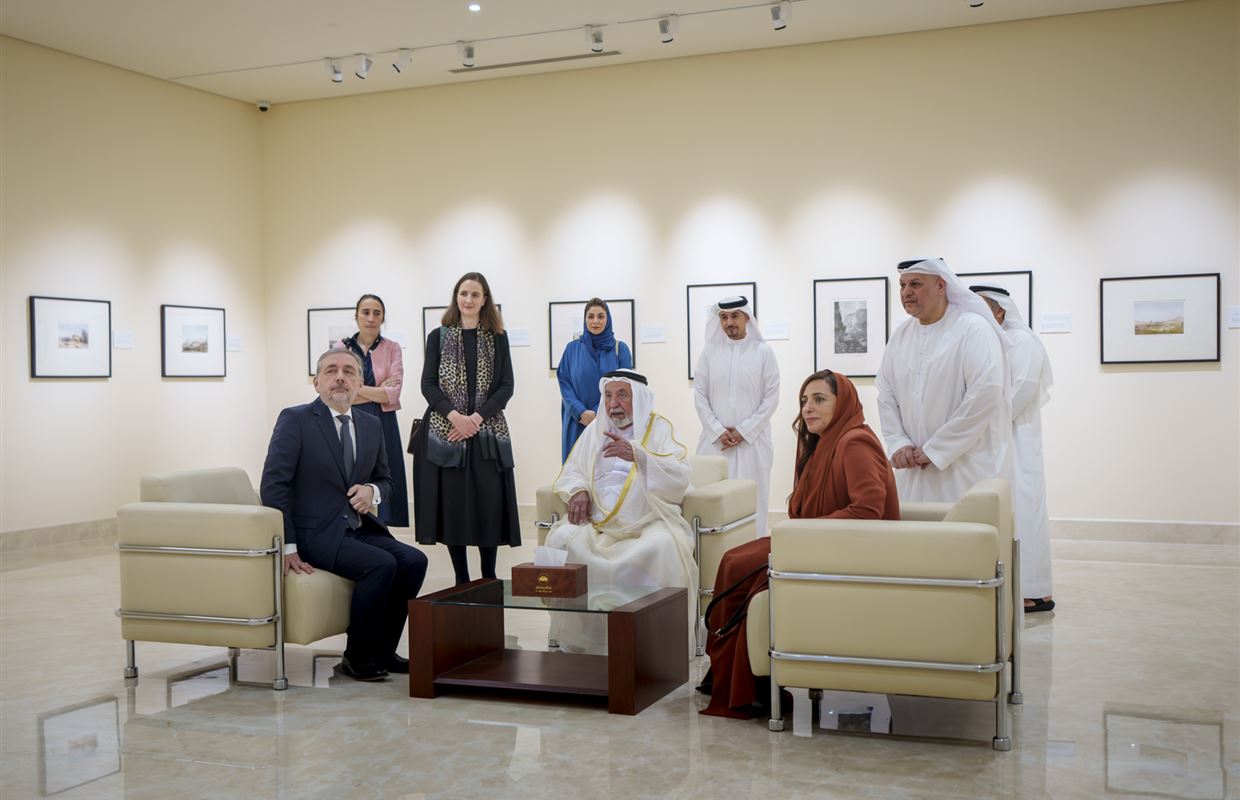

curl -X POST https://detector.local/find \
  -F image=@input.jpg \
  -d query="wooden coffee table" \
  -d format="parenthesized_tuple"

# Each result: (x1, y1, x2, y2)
(408, 579, 687, 715)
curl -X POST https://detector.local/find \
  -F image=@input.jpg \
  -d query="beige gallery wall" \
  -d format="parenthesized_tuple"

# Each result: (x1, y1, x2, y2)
(1, 0, 1237, 535)
(0, 37, 268, 533)
(260, 0, 1238, 525)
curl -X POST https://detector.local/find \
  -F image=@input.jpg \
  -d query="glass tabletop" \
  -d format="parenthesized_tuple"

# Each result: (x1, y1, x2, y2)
(427, 579, 664, 614)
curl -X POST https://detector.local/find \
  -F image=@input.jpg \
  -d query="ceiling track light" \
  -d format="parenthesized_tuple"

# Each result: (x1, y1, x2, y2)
(324, 57, 343, 84)
(392, 48, 412, 74)
(770, 1, 790, 31)
(354, 54, 373, 79)
(657, 14, 679, 44)
(585, 25, 604, 54)
(969, 0, 984, 6)
(458, 41, 476, 68)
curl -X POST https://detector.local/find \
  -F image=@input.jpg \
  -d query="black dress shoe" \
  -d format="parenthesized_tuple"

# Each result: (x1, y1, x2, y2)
(385, 653, 409, 674)
(340, 655, 389, 682)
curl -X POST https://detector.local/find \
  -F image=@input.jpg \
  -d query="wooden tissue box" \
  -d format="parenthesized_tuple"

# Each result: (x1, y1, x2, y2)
(511, 562, 588, 598)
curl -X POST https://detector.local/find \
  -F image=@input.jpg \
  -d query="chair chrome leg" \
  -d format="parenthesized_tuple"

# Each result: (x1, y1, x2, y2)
(272, 538, 288, 690)
(123, 640, 138, 679)
(992, 734, 1011, 751)
(767, 678, 785, 731)
(548, 637, 559, 649)
(228, 648, 240, 684)
(1009, 538, 1023, 705)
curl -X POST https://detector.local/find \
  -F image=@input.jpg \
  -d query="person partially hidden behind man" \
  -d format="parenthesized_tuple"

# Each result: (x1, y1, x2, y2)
(261, 348, 428, 681)
(544, 369, 698, 657)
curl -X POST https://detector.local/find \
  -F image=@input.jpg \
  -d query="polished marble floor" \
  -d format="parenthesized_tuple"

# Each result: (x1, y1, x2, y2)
(1, 535, 1237, 799)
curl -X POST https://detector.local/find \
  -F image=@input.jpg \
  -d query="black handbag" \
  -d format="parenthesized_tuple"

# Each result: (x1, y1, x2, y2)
(405, 418, 422, 455)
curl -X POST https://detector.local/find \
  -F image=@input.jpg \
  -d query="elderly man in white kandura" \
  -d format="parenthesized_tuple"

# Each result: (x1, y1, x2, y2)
(876, 257, 1012, 503)
(545, 369, 697, 656)
(974, 283, 1056, 613)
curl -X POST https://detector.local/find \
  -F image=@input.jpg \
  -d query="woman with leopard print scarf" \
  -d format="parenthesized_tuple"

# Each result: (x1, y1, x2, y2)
(411, 272, 521, 584)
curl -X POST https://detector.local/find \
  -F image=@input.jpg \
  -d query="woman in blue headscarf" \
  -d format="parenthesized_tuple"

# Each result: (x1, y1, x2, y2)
(556, 298, 633, 461)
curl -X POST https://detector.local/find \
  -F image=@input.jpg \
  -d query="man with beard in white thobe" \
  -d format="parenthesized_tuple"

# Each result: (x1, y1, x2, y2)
(876, 258, 1011, 503)
(546, 369, 698, 656)
(973, 284, 1056, 612)
(694, 297, 780, 536)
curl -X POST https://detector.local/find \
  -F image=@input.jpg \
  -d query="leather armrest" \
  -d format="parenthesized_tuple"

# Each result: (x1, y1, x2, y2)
(118, 503, 283, 549)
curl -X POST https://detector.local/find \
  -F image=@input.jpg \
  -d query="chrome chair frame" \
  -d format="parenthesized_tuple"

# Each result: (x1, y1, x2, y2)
(765, 556, 1017, 751)
(116, 536, 289, 690)
(690, 512, 756, 656)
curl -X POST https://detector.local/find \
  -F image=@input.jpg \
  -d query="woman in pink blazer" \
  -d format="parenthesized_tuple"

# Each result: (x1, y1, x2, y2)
(339, 294, 409, 526)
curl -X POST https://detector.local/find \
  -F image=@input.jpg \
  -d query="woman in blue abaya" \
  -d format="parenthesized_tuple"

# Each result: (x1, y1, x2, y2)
(556, 298, 633, 461)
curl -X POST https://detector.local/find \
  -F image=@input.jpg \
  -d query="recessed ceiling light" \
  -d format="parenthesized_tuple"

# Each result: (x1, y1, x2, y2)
(468, 3, 481, 11)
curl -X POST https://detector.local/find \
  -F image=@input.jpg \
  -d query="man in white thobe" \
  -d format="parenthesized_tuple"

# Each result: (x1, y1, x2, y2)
(876, 258, 1011, 503)
(974, 284, 1055, 611)
(546, 369, 698, 655)
(694, 296, 780, 536)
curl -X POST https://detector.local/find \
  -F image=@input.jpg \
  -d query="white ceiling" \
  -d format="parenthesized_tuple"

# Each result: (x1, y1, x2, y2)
(1, 0, 1181, 106)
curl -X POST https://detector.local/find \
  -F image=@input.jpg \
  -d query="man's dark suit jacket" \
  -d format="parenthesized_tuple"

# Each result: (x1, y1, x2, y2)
(260, 397, 394, 572)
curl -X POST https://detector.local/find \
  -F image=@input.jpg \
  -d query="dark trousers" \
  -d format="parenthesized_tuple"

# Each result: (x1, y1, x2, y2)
(331, 523, 428, 663)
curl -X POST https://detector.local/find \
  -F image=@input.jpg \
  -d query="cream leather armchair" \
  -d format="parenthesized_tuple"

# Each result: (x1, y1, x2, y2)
(116, 467, 353, 689)
(746, 479, 1023, 750)
(534, 454, 757, 656)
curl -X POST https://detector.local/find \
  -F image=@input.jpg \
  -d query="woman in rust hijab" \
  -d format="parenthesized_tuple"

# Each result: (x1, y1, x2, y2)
(700, 369, 899, 719)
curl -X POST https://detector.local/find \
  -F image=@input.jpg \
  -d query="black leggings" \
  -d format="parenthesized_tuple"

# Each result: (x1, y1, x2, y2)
(447, 545, 497, 585)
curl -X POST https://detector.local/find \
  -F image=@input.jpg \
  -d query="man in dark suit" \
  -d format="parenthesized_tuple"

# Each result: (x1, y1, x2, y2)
(261, 348, 427, 681)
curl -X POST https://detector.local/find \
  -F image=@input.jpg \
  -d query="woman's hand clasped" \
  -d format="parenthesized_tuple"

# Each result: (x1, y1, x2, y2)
(446, 410, 483, 442)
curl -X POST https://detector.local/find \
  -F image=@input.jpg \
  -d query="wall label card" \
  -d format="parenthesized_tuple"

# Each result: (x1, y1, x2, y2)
(508, 327, 531, 347)
(640, 325, 666, 344)
(763, 320, 791, 340)
(1039, 312, 1072, 334)
(113, 330, 135, 350)
(226, 335, 243, 352)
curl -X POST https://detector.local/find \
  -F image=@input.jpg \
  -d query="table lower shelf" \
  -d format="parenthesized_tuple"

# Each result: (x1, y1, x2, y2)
(433, 649, 609, 697)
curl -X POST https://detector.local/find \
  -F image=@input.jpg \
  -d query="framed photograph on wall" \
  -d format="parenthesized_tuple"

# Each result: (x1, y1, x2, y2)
(687, 282, 757, 379)
(1100, 273, 1220, 364)
(28, 296, 112, 378)
(161, 305, 226, 378)
(38, 696, 121, 796)
(306, 307, 355, 375)
(548, 299, 637, 370)
(957, 270, 1033, 323)
(813, 277, 890, 377)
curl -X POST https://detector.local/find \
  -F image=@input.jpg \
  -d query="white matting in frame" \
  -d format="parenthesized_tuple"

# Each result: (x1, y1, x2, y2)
(687, 282, 757, 380)
(1101, 273, 1220, 364)
(28, 296, 112, 378)
(306, 307, 355, 375)
(813, 277, 889, 377)
(161, 304, 226, 378)
(957, 270, 1033, 324)
(548, 299, 636, 370)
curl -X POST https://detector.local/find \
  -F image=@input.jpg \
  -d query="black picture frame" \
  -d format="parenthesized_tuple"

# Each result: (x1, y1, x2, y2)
(686, 282, 757, 380)
(812, 277, 890, 377)
(1100, 273, 1221, 364)
(957, 270, 1033, 324)
(161, 304, 226, 378)
(28, 295, 112, 379)
(547, 299, 637, 371)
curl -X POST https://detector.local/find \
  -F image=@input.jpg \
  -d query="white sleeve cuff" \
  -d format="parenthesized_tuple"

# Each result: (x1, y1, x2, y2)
(283, 543, 298, 555)
(370, 483, 382, 506)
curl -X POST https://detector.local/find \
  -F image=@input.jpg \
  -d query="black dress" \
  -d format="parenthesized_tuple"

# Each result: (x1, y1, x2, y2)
(412, 327, 521, 547)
